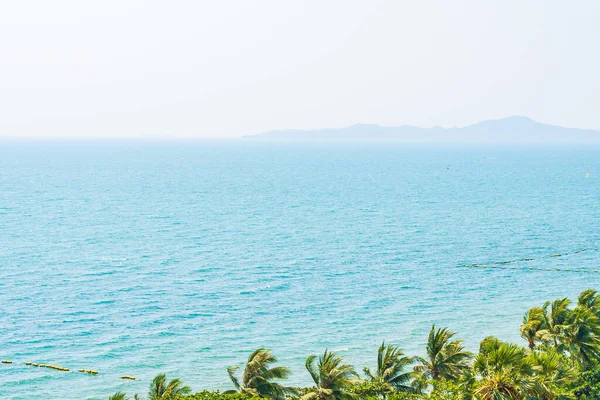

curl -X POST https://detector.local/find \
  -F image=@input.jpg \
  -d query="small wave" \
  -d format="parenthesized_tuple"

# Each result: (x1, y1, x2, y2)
(94, 299, 116, 305)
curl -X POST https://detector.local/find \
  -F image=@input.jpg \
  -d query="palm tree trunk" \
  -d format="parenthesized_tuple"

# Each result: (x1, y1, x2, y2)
(528, 340, 534, 350)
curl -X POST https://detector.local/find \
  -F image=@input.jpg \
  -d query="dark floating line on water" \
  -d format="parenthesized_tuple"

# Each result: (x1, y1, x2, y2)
(3, 360, 136, 381)
(460, 248, 600, 271)
(459, 264, 600, 273)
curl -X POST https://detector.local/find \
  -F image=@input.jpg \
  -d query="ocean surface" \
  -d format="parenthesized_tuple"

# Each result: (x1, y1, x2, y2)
(1, 140, 599, 399)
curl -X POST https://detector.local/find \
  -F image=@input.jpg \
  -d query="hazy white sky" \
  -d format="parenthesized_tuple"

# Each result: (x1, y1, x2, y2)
(1, 0, 599, 138)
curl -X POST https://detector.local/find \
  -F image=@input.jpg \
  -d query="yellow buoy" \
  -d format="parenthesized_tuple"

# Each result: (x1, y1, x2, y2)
(121, 375, 136, 380)
(1, 360, 12, 364)
(91, 370, 98, 374)
(85, 369, 91, 373)
(25, 362, 32, 365)
(39, 364, 46, 367)
(32, 363, 38, 367)
(78, 369, 85, 372)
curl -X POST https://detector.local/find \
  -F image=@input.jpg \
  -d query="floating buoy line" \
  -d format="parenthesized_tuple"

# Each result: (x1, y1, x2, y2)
(460, 264, 600, 273)
(459, 247, 600, 273)
(1, 360, 134, 381)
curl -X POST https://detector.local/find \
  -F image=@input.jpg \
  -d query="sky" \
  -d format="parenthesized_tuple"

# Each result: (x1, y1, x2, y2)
(1, 0, 599, 138)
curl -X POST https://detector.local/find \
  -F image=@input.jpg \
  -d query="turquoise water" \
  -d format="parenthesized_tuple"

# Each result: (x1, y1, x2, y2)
(1, 140, 599, 399)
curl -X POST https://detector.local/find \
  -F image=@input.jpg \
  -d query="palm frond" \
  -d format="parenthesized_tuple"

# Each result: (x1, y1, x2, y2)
(227, 365, 242, 390)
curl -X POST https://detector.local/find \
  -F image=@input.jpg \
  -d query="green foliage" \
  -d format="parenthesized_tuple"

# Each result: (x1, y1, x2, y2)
(175, 390, 262, 400)
(109, 392, 141, 400)
(573, 367, 600, 399)
(353, 379, 395, 399)
(521, 290, 600, 372)
(149, 373, 191, 400)
(578, 290, 600, 314)
(358, 380, 465, 400)
(366, 392, 425, 400)
(108, 289, 600, 400)
(302, 349, 358, 400)
(528, 347, 577, 399)
(226, 348, 298, 399)
(413, 326, 472, 391)
(538, 298, 572, 348)
(362, 342, 415, 396)
(520, 306, 546, 350)
(428, 379, 467, 400)
(473, 337, 533, 399)
(558, 306, 600, 371)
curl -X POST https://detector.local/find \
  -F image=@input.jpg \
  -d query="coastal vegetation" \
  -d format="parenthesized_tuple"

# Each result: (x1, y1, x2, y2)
(225, 348, 297, 399)
(109, 289, 600, 400)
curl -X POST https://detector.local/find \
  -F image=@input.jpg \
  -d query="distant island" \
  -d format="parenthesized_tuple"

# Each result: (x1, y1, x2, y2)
(244, 116, 600, 142)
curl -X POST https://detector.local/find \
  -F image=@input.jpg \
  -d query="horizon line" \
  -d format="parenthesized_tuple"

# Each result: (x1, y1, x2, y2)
(2, 115, 600, 140)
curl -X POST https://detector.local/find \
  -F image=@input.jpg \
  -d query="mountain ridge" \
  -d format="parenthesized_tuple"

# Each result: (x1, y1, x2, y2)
(245, 116, 600, 142)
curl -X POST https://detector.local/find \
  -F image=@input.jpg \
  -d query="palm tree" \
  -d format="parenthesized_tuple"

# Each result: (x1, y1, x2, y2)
(413, 326, 472, 385)
(456, 368, 477, 400)
(109, 393, 140, 400)
(537, 298, 571, 348)
(528, 348, 577, 400)
(226, 348, 296, 399)
(556, 306, 600, 371)
(363, 342, 414, 396)
(473, 337, 534, 400)
(148, 373, 191, 400)
(578, 289, 600, 315)
(520, 307, 546, 350)
(301, 349, 358, 400)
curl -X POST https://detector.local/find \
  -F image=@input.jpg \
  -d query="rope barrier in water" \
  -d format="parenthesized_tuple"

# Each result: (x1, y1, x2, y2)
(2, 360, 135, 381)
(461, 247, 600, 270)
(459, 264, 600, 273)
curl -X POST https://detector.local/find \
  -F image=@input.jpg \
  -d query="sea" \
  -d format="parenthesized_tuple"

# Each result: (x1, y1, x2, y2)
(1, 139, 599, 399)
